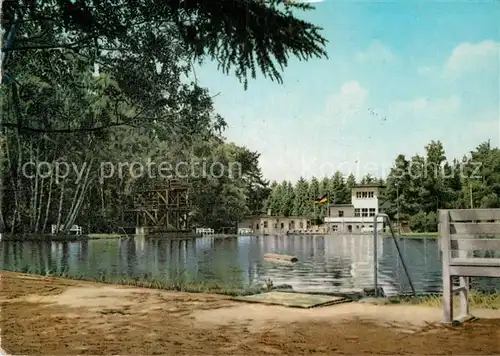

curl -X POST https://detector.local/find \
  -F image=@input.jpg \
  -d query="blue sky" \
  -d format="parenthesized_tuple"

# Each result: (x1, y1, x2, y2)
(195, 0, 500, 182)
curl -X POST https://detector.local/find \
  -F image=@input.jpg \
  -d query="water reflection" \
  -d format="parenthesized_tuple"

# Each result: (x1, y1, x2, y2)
(1, 235, 498, 295)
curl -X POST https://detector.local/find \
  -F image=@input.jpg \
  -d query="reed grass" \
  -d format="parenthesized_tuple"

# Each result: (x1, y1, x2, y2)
(4, 266, 262, 297)
(0, 233, 87, 241)
(396, 232, 439, 238)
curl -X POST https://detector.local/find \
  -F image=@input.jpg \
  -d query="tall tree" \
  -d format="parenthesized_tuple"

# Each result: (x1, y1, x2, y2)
(292, 177, 309, 216)
(421, 140, 447, 212)
(308, 176, 320, 218)
(330, 171, 348, 204)
(360, 174, 375, 184)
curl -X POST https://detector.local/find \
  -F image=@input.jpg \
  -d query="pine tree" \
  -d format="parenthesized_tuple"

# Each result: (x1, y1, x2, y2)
(308, 176, 320, 218)
(2, 0, 328, 90)
(292, 177, 310, 216)
(281, 181, 295, 216)
(330, 171, 348, 204)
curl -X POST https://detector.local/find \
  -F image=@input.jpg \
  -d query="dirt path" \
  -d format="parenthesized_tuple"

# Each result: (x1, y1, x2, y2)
(1, 271, 499, 355)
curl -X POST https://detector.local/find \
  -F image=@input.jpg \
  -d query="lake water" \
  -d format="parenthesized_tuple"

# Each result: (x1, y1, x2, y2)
(1, 235, 498, 295)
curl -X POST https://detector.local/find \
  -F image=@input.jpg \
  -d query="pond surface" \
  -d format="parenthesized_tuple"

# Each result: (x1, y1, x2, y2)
(1, 235, 498, 295)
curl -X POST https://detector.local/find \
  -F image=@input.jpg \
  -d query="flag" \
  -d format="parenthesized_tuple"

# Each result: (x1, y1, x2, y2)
(314, 193, 328, 204)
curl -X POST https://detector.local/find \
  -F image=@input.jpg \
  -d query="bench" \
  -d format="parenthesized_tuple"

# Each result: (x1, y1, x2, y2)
(51, 224, 82, 235)
(439, 209, 500, 324)
(238, 228, 254, 235)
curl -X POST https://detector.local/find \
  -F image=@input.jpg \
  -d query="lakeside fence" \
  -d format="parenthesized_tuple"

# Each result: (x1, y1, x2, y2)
(439, 209, 500, 324)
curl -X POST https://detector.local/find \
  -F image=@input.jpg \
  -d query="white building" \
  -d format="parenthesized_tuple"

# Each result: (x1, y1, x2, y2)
(324, 184, 385, 233)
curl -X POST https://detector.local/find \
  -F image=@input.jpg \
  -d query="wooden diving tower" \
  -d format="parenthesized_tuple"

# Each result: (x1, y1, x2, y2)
(127, 179, 192, 234)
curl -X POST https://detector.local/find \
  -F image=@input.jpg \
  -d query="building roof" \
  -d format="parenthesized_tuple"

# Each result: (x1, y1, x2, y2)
(243, 215, 310, 219)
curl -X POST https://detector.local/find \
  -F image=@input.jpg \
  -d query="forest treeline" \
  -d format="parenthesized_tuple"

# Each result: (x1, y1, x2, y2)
(1, 0, 327, 234)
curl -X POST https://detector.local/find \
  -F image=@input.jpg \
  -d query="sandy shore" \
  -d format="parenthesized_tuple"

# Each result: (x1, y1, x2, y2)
(1, 271, 499, 355)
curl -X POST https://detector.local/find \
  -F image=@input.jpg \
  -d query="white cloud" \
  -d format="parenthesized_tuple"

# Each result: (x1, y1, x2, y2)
(284, 0, 323, 3)
(355, 40, 395, 63)
(385, 95, 498, 162)
(323, 80, 367, 126)
(388, 95, 461, 120)
(445, 40, 500, 74)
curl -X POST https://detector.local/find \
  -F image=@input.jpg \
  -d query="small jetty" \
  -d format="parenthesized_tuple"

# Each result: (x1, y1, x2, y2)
(264, 253, 299, 262)
(238, 228, 254, 235)
(233, 292, 348, 308)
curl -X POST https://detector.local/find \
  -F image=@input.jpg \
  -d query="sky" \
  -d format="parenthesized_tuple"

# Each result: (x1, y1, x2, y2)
(195, 0, 500, 183)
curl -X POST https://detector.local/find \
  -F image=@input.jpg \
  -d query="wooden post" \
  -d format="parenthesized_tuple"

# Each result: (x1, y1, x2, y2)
(439, 209, 453, 324)
(439, 209, 500, 324)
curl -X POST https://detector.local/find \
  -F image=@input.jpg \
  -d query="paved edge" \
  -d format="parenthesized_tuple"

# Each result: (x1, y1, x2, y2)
(0, 335, 9, 355)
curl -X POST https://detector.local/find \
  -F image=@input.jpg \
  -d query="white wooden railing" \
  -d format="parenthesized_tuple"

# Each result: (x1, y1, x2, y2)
(51, 224, 82, 235)
(238, 228, 254, 235)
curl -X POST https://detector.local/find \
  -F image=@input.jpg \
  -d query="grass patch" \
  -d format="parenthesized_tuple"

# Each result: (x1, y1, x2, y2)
(389, 291, 500, 309)
(88, 233, 123, 239)
(2, 266, 262, 297)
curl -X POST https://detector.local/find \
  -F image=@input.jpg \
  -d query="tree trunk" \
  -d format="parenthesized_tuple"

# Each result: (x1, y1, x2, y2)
(66, 162, 94, 230)
(62, 181, 81, 231)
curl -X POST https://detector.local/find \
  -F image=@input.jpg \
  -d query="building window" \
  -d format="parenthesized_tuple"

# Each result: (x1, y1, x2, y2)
(332, 225, 338, 231)
(256, 224, 259, 229)
(369, 208, 376, 217)
(248, 225, 252, 229)
(274, 223, 277, 228)
(368, 191, 374, 198)
(280, 222, 284, 229)
(338, 210, 344, 217)
(263, 221, 268, 228)
(362, 208, 368, 217)
(354, 209, 360, 217)
(362, 192, 368, 198)
(290, 220, 295, 229)
(356, 192, 362, 198)
(299, 222, 303, 228)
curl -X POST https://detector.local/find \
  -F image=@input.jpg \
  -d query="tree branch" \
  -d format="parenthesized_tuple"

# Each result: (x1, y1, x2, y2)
(1, 122, 138, 134)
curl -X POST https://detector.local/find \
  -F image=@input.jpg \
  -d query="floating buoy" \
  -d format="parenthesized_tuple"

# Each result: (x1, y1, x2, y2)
(264, 253, 298, 263)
